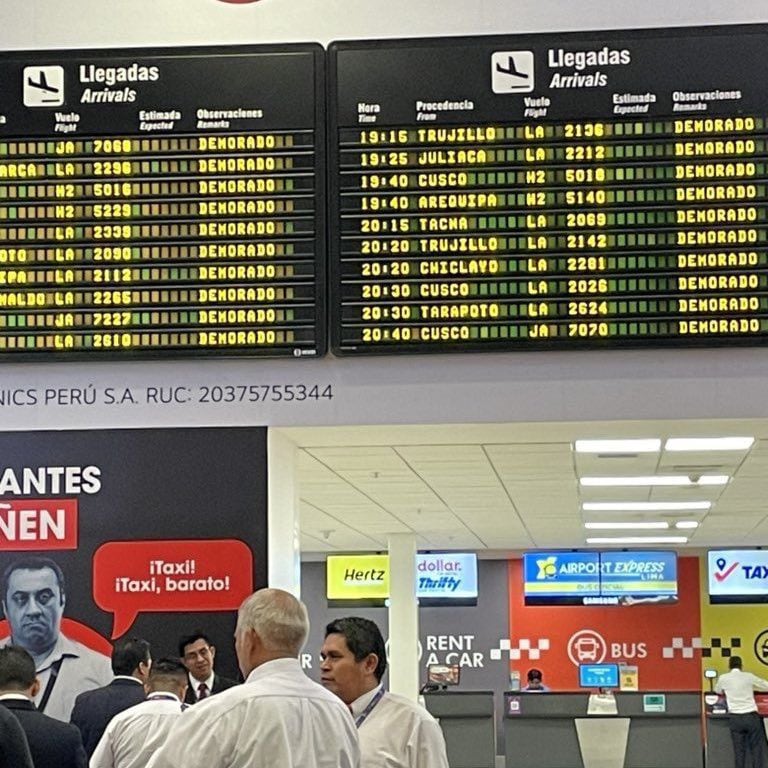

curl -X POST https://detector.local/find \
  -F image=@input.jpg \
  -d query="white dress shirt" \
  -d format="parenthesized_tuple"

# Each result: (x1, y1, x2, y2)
(715, 668, 768, 713)
(89, 693, 185, 768)
(188, 672, 214, 700)
(0, 633, 112, 722)
(146, 657, 359, 768)
(351, 685, 449, 768)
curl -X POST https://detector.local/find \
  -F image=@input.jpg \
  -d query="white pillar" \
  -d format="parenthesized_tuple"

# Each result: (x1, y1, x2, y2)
(267, 429, 301, 596)
(387, 532, 419, 701)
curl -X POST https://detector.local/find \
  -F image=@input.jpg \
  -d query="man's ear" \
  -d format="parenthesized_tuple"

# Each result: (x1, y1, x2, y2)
(209, 645, 216, 662)
(363, 653, 380, 677)
(30, 678, 41, 698)
(59, 590, 66, 609)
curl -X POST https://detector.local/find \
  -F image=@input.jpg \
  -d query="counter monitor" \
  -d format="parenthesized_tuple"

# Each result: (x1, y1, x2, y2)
(0, 45, 325, 359)
(579, 663, 619, 689)
(329, 25, 768, 354)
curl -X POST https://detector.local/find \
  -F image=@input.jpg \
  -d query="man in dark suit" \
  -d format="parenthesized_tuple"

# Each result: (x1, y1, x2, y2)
(70, 637, 151, 757)
(0, 702, 34, 768)
(0, 645, 86, 768)
(178, 631, 238, 705)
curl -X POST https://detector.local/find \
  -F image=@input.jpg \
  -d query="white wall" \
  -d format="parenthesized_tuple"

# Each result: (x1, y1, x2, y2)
(1, 1, 766, 48)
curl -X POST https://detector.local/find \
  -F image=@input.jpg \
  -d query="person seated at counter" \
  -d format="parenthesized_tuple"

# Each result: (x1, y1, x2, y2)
(715, 656, 768, 768)
(522, 668, 550, 692)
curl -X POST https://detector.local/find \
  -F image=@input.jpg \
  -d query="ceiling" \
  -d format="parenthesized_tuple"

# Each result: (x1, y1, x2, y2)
(279, 419, 768, 557)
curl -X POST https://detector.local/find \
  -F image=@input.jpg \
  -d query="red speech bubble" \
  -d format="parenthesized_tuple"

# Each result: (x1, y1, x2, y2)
(93, 539, 254, 638)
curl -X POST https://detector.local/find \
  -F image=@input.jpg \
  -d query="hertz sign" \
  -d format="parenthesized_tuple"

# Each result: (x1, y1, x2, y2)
(326, 553, 478, 601)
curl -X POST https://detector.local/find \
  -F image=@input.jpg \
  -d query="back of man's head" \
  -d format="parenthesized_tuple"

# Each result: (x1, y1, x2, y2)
(527, 668, 543, 683)
(730, 656, 743, 670)
(112, 637, 151, 676)
(147, 657, 188, 699)
(0, 646, 36, 693)
(236, 588, 309, 657)
(325, 617, 388, 682)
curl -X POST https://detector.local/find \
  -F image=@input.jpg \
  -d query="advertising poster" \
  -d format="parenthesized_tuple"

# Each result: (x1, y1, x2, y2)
(0, 427, 266, 720)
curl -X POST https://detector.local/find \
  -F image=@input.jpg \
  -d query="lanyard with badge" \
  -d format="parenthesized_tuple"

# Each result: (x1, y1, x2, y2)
(147, 693, 187, 711)
(354, 687, 386, 728)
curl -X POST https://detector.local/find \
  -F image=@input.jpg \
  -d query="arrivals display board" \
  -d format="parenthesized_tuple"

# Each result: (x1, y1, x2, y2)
(329, 25, 768, 354)
(0, 45, 325, 359)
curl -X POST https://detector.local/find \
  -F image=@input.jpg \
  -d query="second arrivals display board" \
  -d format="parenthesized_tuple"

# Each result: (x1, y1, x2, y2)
(0, 45, 325, 359)
(329, 25, 768, 354)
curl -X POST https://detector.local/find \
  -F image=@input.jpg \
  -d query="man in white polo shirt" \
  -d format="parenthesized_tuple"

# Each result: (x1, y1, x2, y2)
(320, 616, 448, 768)
(90, 657, 188, 768)
(715, 655, 768, 768)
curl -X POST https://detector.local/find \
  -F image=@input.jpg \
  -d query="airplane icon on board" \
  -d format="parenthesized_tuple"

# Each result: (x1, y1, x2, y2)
(27, 70, 60, 94)
(495, 55, 530, 81)
(23, 65, 65, 106)
(491, 50, 534, 93)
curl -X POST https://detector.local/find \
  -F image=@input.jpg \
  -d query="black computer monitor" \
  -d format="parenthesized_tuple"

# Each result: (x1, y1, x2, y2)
(579, 663, 619, 689)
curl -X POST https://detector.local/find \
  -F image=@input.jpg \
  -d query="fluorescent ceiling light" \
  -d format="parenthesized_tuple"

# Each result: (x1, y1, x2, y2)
(665, 437, 754, 452)
(586, 536, 688, 544)
(584, 522, 669, 530)
(575, 439, 661, 453)
(583, 501, 712, 511)
(580, 475, 729, 487)
(675, 521, 700, 529)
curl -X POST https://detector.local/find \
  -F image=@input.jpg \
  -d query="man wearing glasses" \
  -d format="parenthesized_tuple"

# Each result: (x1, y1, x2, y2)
(178, 632, 238, 705)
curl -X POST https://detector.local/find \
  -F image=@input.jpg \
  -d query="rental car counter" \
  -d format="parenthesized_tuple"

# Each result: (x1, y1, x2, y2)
(503, 692, 703, 768)
(423, 691, 496, 768)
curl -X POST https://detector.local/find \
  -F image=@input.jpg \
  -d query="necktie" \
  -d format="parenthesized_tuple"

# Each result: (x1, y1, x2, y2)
(198, 682, 209, 700)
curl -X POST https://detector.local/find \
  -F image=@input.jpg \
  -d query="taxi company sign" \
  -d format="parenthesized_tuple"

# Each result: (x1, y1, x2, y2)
(708, 550, 768, 602)
(326, 553, 478, 600)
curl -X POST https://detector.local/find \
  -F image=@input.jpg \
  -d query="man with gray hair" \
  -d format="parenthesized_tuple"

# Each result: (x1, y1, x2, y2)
(146, 588, 359, 768)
